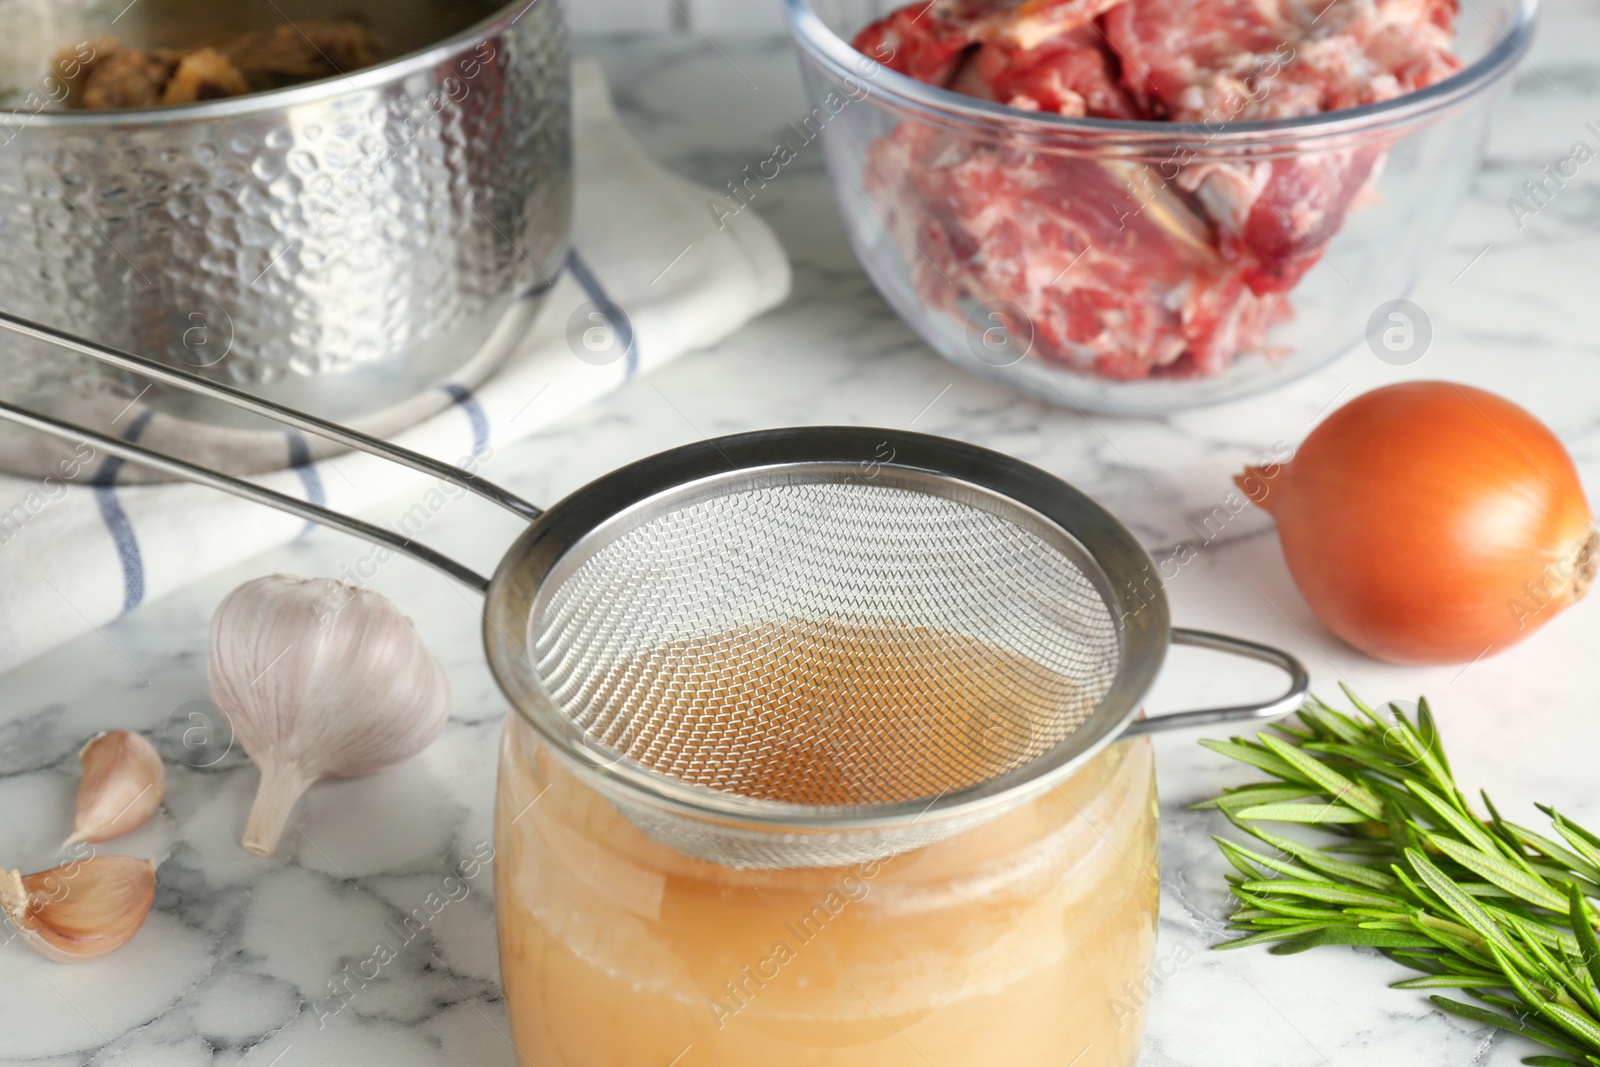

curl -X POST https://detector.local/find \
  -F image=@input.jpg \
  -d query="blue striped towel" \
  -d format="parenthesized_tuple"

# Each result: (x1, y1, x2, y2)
(0, 60, 791, 675)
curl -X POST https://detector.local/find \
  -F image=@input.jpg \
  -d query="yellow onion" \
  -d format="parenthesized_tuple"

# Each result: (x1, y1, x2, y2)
(1240, 381, 1597, 665)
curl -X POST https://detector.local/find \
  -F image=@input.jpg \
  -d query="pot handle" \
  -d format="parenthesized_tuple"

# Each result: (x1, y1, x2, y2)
(1120, 629, 1310, 737)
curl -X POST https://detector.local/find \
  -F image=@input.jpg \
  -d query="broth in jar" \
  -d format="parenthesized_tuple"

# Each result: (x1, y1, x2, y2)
(494, 626, 1160, 1066)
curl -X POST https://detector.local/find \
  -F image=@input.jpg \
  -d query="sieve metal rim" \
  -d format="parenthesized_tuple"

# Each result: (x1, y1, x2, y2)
(481, 426, 1171, 833)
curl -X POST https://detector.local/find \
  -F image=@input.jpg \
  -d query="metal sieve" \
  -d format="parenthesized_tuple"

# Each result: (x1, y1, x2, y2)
(0, 311, 1308, 868)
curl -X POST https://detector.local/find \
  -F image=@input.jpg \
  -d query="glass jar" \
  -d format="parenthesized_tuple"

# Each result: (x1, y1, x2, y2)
(494, 710, 1160, 1067)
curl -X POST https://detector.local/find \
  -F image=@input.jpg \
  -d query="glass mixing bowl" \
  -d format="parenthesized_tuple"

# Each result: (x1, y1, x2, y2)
(786, 0, 1535, 413)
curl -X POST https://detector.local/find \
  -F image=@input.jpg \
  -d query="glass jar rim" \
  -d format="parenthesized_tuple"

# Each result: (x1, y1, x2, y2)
(783, 0, 1538, 149)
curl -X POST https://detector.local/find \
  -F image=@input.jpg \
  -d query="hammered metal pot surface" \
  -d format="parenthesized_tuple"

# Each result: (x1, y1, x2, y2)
(0, 0, 571, 479)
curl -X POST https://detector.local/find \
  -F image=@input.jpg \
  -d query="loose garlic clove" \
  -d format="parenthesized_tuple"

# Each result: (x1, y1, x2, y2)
(208, 575, 451, 857)
(0, 856, 157, 962)
(66, 731, 166, 846)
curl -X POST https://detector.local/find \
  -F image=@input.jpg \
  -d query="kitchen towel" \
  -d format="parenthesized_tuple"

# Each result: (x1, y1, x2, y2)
(0, 58, 791, 676)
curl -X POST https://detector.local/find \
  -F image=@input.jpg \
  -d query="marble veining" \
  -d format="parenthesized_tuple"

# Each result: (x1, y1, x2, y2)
(3, 7, 1600, 1064)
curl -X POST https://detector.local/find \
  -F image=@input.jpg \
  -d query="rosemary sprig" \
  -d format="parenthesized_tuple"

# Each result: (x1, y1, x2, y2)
(1199, 686, 1600, 1066)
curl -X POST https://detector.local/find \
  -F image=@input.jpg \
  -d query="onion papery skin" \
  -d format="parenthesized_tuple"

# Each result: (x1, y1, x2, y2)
(1242, 381, 1597, 665)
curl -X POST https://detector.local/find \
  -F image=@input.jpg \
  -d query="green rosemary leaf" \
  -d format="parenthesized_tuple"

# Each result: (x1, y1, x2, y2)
(1218, 840, 1267, 881)
(1484, 791, 1543, 862)
(1233, 803, 1374, 824)
(1429, 996, 1590, 1057)
(1520, 1057, 1588, 1066)
(1572, 885, 1600, 999)
(1547, 811, 1600, 873)
(1531, 865, 1600, 897)
(1215, 837, 1329, 884)
(1337, 681, 1376, 718)
(1462, 882, 1525, 902)
(1258, 734, 1385, 819)
(1429, 835, 1569, 912)
(1497, 905, 1585, 956)
(1198, 738, 1313, 784)
(1407, 783, 1505, 857)
(1357, 921, 1429, 935)
(1191, 784, 1321, 812)
(1384, 948, 1450, 971)
(1214, 927, 1334, 951)
(1507, 821, 1600, 883)
(1484, 1000, 1600, 1065)
(1228, 908, 1283, 922)
(1414, 698, 1449, 776)
(1536, 1000, 1600, 1050)
(1269, 926, 1436, 954)
(1488, 941, 1600, 1050)
(1299, 699, 1367, 746)
(1407, 849, 1542, 976)
(1229, 819, 1399, 891)
(1507, 913, 1600, 1016)
(1325, 840, 1407, 856)
(1393, 974, 1511, 990)
(1271, 721, 1317, 742)
(1377, 787, 1430, 862)
(1231, 889, 1346, 922)
(1405, 912, 1498, 971)
(1300, 740, 1412, 776)
(1394, 865, 1455, 924)
(1238, 880, 1401, 909)
(1548, 810, 1600, 851)
(1391, 705, 1455, 794)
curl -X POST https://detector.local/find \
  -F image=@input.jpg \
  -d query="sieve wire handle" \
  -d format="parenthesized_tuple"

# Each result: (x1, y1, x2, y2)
(0, 310, 546, 522)
(1120, 628, 1310, 736)
(0, 310, 553, 593)
(0, 397, 498, 592)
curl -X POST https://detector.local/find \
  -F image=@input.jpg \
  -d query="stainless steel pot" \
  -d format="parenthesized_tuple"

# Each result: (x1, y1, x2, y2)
(0, 0, 570, 479)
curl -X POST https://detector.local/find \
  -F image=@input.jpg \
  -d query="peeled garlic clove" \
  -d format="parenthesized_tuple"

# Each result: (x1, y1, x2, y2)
(0, 856, 157, 962)
(208, 575, 451, 858)
(66, 731, 166, 846)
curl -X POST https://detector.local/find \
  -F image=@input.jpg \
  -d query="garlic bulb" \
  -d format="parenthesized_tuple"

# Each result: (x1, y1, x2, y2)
(0, 855, 157, 962)
(208, 575, 451, 857)
(67, 731, 166, 846)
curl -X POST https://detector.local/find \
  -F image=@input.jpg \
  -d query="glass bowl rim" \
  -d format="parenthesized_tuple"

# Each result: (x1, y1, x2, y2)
(783, 0, 1538, 145)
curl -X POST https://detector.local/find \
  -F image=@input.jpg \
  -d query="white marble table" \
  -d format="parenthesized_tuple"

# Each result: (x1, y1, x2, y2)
(3, 8, 1599, 1065)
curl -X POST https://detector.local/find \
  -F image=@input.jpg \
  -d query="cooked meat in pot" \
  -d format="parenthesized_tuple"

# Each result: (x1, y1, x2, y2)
(60, 20, 384, 109)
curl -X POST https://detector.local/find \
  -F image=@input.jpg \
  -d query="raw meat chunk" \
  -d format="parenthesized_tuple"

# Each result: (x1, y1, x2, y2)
(857, 0, 1135, 88)
(1103, 0, 1460, 288)
(970, 0, 1139, 46)
(952, 25, 1142, 117)
(854, 2, 993, 85)
(865, 123, 1288, 378)
(1179, 149, 1384, 293)
(1104, 0, 1459, 121)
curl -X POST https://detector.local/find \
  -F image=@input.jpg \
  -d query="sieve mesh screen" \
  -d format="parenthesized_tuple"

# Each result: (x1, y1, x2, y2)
(530, 482, 1120, 810)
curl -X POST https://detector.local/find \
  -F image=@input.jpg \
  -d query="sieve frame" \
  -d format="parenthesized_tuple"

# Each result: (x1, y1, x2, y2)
(483, 426, 1179, 837)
